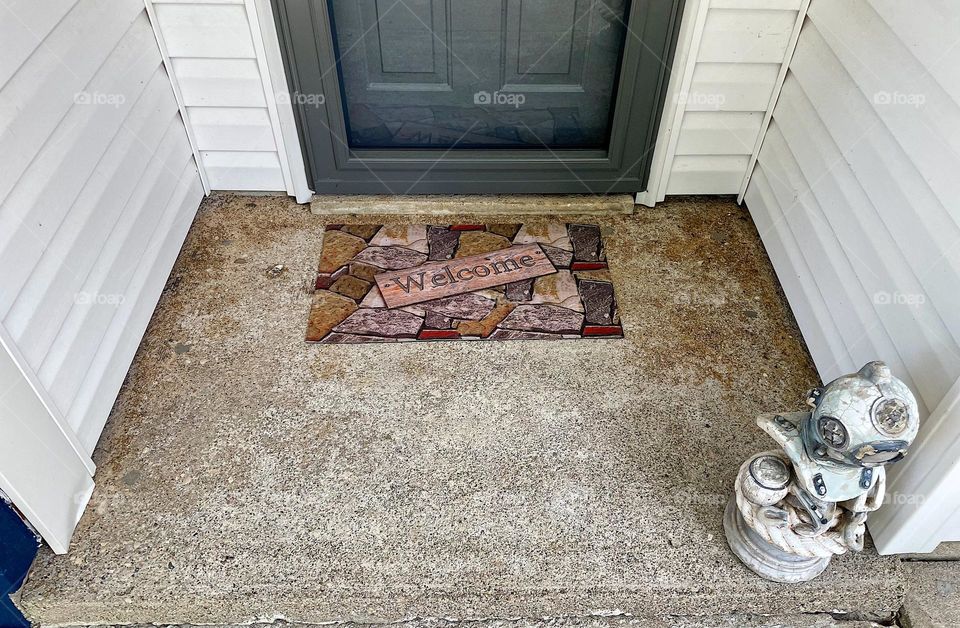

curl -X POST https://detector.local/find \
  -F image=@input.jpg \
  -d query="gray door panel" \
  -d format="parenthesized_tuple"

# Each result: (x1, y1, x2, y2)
(272, 0, 684, 194)
(346, 0, 451, 89)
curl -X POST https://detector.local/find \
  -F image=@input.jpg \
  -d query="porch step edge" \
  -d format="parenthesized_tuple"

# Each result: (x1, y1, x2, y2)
(26, 612, 895, 628)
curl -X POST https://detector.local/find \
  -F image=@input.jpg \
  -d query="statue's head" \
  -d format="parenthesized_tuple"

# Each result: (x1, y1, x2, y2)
(803, 361, 919, 468)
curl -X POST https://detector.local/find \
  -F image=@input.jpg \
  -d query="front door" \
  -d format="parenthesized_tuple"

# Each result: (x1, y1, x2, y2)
(273, 0, 683, 194)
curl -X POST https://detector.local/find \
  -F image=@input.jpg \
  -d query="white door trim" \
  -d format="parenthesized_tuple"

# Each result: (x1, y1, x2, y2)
(0, 326, 94, 476)
(0, 327, 95, 554)
(635, 0, 708, 207)
(251, 0, 314, 203)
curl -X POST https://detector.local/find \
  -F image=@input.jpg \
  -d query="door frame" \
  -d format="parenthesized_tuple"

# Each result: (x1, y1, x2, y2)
(0, 326, 95, 555)
(271, 0, 686, 194)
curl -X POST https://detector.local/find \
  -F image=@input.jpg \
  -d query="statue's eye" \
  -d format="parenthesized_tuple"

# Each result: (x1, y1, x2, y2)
(818, 416, 848, 449)
(872, 398, 909, 436)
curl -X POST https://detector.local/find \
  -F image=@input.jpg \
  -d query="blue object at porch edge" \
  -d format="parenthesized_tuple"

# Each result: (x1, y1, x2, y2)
(0, 498, 39, 627)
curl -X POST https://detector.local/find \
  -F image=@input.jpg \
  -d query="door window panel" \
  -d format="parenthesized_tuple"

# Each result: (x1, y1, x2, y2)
(327, 0, 630, 150)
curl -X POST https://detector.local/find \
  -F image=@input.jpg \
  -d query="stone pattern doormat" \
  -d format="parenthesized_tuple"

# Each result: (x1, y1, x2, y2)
(306, 223, 622, 343)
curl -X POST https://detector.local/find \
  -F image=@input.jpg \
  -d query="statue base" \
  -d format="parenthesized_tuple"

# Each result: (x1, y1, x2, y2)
(723, 497, 831, 583)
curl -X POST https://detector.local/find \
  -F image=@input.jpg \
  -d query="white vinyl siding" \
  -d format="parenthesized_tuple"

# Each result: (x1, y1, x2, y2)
(656, 0, 806, 197)
(743, 0, 960, 553)
(0, 0, 203, 551)
(149, 0, 291, 192)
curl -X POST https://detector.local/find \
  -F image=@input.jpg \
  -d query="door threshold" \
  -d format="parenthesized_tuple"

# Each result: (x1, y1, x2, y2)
(309, 194, 636, 216)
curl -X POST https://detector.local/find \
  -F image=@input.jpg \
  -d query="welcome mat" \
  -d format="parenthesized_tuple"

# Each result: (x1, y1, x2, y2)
(306, 223, 622, 343)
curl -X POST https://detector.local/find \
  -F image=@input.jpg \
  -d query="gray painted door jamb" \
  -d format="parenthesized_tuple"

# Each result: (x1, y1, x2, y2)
(271, 0, 685, 195)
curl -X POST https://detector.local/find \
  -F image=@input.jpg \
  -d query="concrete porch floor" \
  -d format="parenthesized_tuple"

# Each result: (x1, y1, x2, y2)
(20, 195, 904, 625)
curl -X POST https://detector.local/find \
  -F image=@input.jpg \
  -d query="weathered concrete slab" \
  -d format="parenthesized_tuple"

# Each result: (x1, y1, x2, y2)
(20, 194, 903, 626)
(900, 561, 960, 627)
(76, 614, 888, 628)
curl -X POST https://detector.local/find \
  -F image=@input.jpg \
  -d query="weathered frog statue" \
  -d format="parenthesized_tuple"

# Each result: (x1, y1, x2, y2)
(724, 361, 920, 582)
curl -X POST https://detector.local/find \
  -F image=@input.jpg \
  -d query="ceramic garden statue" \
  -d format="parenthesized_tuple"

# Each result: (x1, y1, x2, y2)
(724, 361, 920, 582)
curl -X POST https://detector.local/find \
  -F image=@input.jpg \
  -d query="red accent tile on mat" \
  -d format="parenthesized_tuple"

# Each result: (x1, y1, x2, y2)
(571, 262, 608, 271)
(418, 329, 461, 340)
(583, 325, 622, 337)
(315, 267, 347, 290)
(449, 224, 485, 231)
